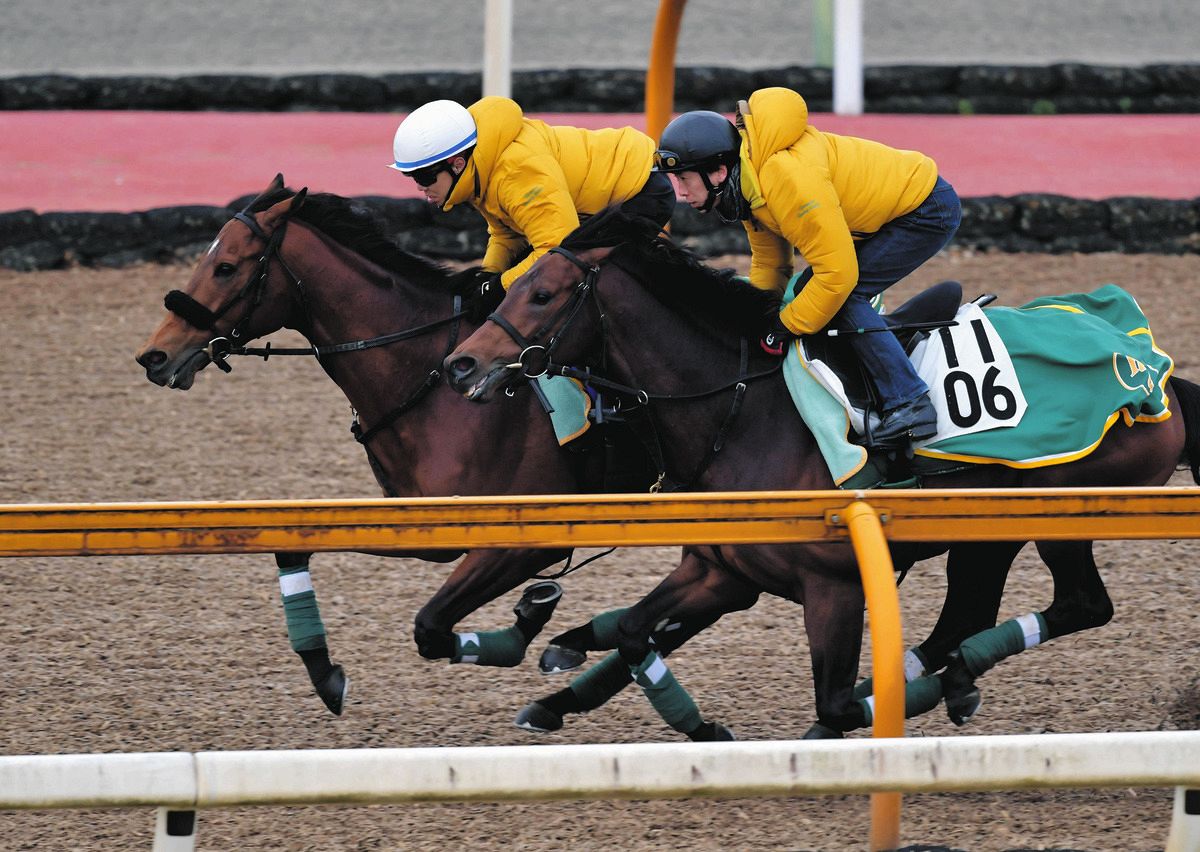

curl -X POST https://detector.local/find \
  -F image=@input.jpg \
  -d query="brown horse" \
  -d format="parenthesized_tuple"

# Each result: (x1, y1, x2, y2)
(134, 176, 706, 724)
(444, 208, 1200, 737)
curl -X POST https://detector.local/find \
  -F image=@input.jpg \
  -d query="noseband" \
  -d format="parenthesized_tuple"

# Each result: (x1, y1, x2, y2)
(485, 246, 601, 379)
(163, 208, 302, 372)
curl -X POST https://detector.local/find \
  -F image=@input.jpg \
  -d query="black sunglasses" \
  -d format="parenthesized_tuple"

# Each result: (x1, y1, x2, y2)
(408, 164, 447, 187)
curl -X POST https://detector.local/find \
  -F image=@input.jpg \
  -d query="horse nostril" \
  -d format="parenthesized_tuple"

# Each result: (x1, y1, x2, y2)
(136, 349, 167, 369)
(450, 356, 477, 380)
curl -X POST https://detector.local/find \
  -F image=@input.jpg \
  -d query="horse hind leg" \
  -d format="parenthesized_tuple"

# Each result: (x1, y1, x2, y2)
(517, 609, 725, 734)
(941, 539, 1111, 726)
(276, 552, 349, 716)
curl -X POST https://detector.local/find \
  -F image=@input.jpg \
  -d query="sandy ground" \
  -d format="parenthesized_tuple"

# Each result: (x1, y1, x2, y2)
(1, 249, 1198, 851)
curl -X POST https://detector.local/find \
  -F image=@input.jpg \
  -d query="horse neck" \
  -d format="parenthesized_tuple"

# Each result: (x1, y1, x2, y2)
(597, 266, 825, 490)
(278, 223, 457, 418)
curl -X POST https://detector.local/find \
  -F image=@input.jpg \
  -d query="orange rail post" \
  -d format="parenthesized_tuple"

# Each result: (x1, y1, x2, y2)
(645, 0, 687, 143)
(844, 500, 904, 850)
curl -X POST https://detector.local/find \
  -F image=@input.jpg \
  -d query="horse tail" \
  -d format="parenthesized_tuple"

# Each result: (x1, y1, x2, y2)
(1170, 376, 1200, 484)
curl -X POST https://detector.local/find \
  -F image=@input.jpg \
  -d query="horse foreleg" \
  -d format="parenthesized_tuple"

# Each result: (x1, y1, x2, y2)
(940, 540, 1111, 726)
(275, 552, 348, 716)
(517, 603, 742, 734)
(801, 566, 868, 738)
(537, 607, 631, 674)
(592, 549, 759, 741)
(413, 548, 570, 667)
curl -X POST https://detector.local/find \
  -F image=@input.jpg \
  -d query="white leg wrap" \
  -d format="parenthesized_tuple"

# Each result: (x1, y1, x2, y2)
(1016, 612, 1043, 649)
(903, 649, 926, 682)
(278, 570, 313, 597)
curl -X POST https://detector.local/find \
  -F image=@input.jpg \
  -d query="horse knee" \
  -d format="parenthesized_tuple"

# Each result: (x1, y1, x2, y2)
(413, 617, 455, 661)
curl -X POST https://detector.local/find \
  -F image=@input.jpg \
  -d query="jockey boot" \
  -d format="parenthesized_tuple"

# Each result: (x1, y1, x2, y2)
(870, 394, 938, 449)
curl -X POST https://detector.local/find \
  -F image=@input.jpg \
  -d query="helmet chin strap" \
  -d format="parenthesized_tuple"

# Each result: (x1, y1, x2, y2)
(698, 171, 723, 214)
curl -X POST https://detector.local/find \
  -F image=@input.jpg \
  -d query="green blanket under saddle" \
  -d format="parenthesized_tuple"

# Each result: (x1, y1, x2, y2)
(784, 282, 1175, 487)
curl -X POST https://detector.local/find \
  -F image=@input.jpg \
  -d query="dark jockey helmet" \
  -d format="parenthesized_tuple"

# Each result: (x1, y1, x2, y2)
(653, 110, 742, 213)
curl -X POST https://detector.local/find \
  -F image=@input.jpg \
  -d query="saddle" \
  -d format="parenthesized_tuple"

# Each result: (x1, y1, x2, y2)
(802, 280, 967, 421)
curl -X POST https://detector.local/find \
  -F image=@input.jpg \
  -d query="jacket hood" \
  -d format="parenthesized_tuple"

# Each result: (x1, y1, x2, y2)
(738, 87, 809, 166)
(445, 96, 525, 209)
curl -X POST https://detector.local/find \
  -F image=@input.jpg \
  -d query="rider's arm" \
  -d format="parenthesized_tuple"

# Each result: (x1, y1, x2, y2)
(766, 163, 859, 336)
(480, 216, 526, 276)
(745, 221, 794, 294)
(496, 158, 581, 288)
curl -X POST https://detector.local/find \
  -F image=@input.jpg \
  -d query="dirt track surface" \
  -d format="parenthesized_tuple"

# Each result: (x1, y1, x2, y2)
(1, 250, 1199, 851)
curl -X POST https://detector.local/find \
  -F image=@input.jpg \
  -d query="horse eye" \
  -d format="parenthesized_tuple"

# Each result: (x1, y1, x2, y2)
(531, 290, 553, 305)
(214, 262, 237, 278)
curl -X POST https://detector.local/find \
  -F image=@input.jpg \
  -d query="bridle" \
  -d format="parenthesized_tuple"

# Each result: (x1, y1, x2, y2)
(485, 246, 602, 380)
(163, 204, 466, 449)
(484, 244, 782, 491)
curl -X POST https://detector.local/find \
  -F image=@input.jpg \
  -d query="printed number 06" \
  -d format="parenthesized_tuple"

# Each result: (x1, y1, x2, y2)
(944, 365, 1018, 428)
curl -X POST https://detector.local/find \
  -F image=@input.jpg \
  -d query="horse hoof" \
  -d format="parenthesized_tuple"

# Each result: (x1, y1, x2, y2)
(514, 701, 563, 733)
(539, 644, 587, 674)
(513, 580, 563, 630)
(315, 665, 349, 716)
(945, 688, 982, 726)
(802, 723, 845, 740)
(687, 720, 737, 742)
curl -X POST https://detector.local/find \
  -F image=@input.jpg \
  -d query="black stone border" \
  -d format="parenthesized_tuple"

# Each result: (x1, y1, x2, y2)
(3, 194, 1198, 272)
(2, 64, 1200, 114)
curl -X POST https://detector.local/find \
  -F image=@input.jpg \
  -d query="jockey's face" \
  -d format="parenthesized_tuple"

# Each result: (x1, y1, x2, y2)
(409, 155, 467, 206)
(670, 165, 728, 211)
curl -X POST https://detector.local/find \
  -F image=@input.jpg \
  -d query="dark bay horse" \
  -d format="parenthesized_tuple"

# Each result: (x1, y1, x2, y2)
(135, 176, 679, 721)
(444, 209, 1200, 737)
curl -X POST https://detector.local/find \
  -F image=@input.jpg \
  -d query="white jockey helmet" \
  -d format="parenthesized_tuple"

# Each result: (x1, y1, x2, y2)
(389, 100, 478, 172)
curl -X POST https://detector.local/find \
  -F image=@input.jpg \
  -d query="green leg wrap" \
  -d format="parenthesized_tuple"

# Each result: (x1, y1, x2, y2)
(857, 674, 944, 725)
(569, 652, 633, 710)
(631, 651, 703, 734)
(853, 647, 929, 700)
(959, 613, 1047, 677)
(278, 565, 327, 653)
(452, 627, 527, 667)
(589, 608, 629, 649)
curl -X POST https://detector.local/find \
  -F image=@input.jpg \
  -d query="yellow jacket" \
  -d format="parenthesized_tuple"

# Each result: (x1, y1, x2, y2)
(443, 97, 657, 287)
(737, 87, 938, 334)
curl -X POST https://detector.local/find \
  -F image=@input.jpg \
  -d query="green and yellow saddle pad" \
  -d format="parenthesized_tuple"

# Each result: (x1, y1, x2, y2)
(535, 374, 592, 445)
(784, 283, 1174, 486)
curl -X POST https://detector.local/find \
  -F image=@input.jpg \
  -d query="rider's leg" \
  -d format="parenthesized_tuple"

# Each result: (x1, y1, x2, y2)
(833, 177, 963, 444)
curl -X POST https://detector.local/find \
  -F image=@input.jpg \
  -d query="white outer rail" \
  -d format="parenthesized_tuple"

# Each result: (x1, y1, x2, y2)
(4, 731, 1199, 809)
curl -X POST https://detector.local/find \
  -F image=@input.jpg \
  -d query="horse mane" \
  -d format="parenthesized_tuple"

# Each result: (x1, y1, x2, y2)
(561, 206, 780, 336)
(246, 187, 474, 293)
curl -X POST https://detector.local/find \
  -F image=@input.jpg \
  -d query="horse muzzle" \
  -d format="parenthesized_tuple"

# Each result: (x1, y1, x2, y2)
(444, 353, 518, 402)
(135, 345, 211, 390)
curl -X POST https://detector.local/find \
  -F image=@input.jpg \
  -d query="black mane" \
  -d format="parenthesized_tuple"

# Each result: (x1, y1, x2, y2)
(247, 187, 469, 291)
(561, 206, 780, 336)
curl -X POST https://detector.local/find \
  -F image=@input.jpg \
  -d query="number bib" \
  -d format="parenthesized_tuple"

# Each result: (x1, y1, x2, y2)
(909, 303, 1027, 444)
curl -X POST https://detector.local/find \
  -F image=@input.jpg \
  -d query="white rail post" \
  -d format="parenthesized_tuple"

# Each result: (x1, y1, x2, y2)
(832, 0, 863, 115)
(1166, 787, 1200, 852)
(152, 808, 197, 852)
(483, 0, 513, 98)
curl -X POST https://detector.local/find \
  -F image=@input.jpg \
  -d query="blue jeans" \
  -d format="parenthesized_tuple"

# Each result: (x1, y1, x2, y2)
(821, 175, 962, 410)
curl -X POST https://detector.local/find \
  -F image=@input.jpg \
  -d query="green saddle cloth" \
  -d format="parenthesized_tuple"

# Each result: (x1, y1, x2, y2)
(783, 281, 1175, 488)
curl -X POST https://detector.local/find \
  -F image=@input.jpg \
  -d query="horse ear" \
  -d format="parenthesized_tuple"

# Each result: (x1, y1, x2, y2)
(259, 192, 299, 228)
(289, 188, 308, 212)
(269, 173, 285, 193)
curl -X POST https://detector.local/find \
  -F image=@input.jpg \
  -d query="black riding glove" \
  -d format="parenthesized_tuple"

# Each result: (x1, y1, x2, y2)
(468, 271, 506, 322)
(759, 314, 795, 357)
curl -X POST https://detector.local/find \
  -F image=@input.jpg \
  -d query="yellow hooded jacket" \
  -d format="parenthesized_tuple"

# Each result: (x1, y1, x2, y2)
(443, 97, 657, 287)
(737, 87, 938, 335)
